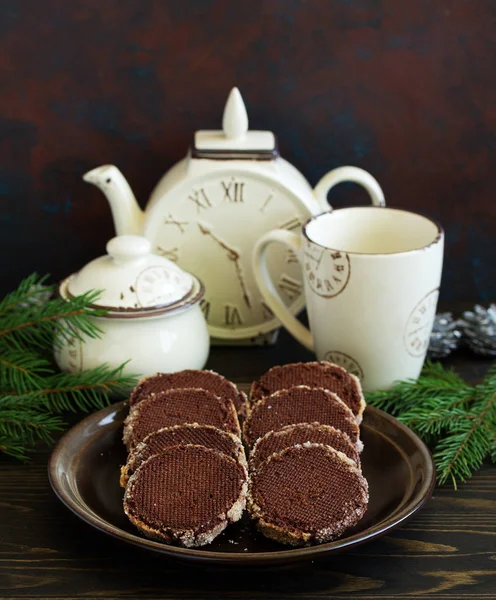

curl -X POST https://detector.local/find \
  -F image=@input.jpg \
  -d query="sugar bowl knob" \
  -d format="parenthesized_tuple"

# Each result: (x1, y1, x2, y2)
(106, 235, 151, 263)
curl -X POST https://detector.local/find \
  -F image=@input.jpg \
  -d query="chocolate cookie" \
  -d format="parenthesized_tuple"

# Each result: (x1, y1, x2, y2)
(243, 386, 361, 449)
(248, 443, 369, 546)
(129, 370, 246, 414)
(124, 445, 247, 547)
(250, 423, 360, 470)
(250, 362, 365, 422)
(123, 388, 241, 451)
(120, 424, 247, 487)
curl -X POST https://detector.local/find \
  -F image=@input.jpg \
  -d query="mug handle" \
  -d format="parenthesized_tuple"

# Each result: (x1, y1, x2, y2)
(253, 229, 314, 351)
(313, 166, 385, 210)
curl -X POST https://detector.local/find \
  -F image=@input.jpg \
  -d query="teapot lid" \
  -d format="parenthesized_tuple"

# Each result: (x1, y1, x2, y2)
(193, 87, 278, 160)
(61, 235, 201, 313)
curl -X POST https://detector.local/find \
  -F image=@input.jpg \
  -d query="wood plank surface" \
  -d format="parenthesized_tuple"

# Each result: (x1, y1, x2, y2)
(0, 331, 495, 599)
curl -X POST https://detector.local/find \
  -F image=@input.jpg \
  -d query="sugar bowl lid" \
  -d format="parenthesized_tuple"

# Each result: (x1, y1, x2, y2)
(59, 235, 203, 314)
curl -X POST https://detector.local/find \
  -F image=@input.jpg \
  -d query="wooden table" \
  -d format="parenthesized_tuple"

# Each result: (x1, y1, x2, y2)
(1, 330, 495, 599)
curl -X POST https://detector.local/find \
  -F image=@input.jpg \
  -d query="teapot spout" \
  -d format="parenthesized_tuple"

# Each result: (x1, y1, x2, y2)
(83, 165, 144, 236)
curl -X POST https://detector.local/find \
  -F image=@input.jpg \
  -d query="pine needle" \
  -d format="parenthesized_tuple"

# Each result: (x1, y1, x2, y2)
(367, 360, 496, 488)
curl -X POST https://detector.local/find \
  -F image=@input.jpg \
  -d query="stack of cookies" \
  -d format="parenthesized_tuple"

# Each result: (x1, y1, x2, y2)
(120, 370, 248, 548)
(245, 362, 369, 546)
(120, 362, 369, 549)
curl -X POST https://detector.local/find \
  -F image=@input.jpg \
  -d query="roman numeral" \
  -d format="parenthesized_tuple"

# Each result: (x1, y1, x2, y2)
(278, 274, 302, 301)
(261, 302, 274, 321)
(200, 299, 211, 322)
(224, 304, 243, 326)
(222, 179, 245, 203)
(280, 217, 302, 231)
(410, 337, 423, 351)
(260, 194, 274, 212)
(286, 249, 299, 264)
(163, 213, 188, 233)
(156, 246, 179, 262)
(188, 188, 212, 212)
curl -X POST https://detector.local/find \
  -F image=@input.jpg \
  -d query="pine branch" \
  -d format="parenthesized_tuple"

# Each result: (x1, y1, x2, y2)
(366, 361, 472, 416)
(0, 273, 53, 316)
(0, 405, 65, 461)
(0, 274, 138, 461)
(0, 436, 32, 461)
(0, 348, 53, 392)
(2, 364, 137, 413)
(367, 361, 496, 488)
(398, 406, 469, 437)
(434, 398, 494, 488)
(37, 364, 137, 413)
(0, 291, 106, 351)
(0, 394, 43, 409)
(0, 407, 65, 445)
(421, 361, 468, 385)
(486, 426, 496, 463)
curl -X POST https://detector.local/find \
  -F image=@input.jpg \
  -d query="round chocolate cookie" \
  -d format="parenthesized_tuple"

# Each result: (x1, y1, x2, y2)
(123, 388, 241, 451)
(124, 445, 248, 547)
(120, 424, 247, 487)
(250, 362, 365, 422)
(129, 370, 246, 414)
(248, 443, 369, 546)
(250, 423, 360, 470)
(243, 386, 361, 449)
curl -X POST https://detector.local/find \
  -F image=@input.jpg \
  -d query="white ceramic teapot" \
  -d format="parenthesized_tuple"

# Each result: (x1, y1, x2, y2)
(83, 88, 384, 344)
(55, 235, 209, 378)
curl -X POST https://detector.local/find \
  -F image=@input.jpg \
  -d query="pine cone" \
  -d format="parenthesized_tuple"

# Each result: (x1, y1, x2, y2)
(459, 304, 496, 357)
(427, 312, 462, 359)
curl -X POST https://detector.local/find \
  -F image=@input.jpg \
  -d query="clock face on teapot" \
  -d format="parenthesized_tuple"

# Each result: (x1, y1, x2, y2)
(145, 169, 311, 339)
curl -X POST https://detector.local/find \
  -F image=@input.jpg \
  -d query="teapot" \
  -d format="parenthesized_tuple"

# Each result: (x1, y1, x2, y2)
(83, 88, 384, 344)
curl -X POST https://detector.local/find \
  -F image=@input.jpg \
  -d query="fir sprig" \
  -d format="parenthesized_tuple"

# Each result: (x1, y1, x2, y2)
(1, 290, 106, 351)
(367, 361, 496, 488)
(0, 274, 137, 460)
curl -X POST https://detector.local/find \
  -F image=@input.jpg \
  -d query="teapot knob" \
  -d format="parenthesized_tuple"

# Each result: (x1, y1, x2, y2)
(222, 87, 248, 140)
(106, 235, 151, 263)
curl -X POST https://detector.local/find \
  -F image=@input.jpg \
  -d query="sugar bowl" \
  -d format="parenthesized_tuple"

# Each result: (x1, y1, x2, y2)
(55, 235, 210, 377)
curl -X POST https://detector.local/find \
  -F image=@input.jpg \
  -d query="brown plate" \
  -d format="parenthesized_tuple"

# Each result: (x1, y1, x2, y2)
(48, 398, 435, 567)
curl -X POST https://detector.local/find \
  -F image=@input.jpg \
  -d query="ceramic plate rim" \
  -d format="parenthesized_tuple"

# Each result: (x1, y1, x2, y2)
(48, 401, 436, 566)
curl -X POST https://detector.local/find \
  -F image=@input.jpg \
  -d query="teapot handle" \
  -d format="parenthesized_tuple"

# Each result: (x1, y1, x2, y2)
(313, 166, 385, 210)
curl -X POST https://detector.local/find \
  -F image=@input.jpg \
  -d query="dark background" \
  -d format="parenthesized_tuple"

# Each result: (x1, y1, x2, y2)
(1, 0, 495, 300)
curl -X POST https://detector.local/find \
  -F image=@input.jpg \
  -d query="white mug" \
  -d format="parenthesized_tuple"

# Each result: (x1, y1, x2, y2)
(253, 207, 444, 391)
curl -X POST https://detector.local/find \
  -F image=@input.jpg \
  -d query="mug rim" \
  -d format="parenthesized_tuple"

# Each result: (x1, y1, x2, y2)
(303, 206, 444, 257)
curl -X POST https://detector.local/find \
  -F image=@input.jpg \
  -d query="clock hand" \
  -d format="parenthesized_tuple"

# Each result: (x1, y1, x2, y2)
(408, 323, 431, 336)
(303, 248, 325, 268)
(197, 223, 239, 261)
(232, 256, 252, 309)
(197, 222, 251, 309)
(304, 251, 319, 264)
